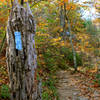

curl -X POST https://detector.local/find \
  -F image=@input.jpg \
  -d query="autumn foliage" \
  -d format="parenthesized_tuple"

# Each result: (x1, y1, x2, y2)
(0, 0, 100, 100)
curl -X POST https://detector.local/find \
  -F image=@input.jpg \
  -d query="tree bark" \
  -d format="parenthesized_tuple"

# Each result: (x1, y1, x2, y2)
(67, 20, 77, 71)
(60, 2, 77, 71)
(6, 1, 41, 100)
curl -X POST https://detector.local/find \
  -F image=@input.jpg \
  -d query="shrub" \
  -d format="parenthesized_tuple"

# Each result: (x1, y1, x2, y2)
(0, 84, 10, 99)
(60, 47, 82, 66)
(93, 74, 100, 86)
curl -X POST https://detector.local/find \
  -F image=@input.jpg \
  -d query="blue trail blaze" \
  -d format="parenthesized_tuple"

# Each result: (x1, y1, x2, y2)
(14, 31, 22, 50)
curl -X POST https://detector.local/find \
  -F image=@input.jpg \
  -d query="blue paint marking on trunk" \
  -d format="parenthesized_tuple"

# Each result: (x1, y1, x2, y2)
(66, 32, 70, 36)
(14, 31, 22, 50)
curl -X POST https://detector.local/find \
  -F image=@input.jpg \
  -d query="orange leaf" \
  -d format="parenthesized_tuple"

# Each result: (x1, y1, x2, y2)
(59, 2, 64, 6)
(93, 83, 100, 88)
(64, 0, 68, 2)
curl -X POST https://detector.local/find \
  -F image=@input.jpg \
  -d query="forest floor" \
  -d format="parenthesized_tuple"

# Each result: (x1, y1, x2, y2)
(56, 70, 100, 100)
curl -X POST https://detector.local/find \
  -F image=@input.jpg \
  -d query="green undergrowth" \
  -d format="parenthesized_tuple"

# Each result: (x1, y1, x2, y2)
(93, 73, 100, 86)
(35, 33, 82, 99)
(0, 84, 10, 99)
(42, 72, 59, 100)
(37, 55, 60, 100)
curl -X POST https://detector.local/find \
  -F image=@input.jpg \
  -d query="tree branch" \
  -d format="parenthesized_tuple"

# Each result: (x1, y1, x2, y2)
(30, 0, 43, 8)
(21, 0, 24, 5)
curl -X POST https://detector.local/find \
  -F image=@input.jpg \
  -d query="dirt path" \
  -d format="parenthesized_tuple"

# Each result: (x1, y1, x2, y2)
(56, 70, 100, 100)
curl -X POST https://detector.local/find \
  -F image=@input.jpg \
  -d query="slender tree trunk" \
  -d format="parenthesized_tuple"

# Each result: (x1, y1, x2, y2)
(60, 3, 66, 42)
(62, 2, 77, 71)
(63, 3, 67, 44)
(6, 1, 41, 100)
(67, 20, 77, 71)
(60, 5, 64, 28)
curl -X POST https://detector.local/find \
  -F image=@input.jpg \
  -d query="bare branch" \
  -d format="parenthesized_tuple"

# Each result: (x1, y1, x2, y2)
(30, 0, 43, 8)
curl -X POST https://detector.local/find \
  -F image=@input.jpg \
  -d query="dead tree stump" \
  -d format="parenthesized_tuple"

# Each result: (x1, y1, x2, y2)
(6, 1, 41, 100)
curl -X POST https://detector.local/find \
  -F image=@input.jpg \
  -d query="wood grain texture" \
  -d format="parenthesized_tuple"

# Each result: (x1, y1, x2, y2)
(6, 1, 42, 100)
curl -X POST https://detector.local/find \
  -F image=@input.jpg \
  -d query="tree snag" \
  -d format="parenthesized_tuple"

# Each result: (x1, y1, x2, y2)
(6, 0, 41, 100)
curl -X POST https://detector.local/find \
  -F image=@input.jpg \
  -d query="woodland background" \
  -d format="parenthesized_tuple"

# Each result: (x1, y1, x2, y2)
(0, 0, 100, 100)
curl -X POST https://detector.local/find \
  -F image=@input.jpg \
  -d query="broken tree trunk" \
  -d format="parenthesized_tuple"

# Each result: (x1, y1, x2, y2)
(6, 1, 41, 100)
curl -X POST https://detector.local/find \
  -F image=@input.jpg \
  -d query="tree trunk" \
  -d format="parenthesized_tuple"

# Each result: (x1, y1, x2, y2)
(67, 20, 77, 71)
(61, 2, 77, 71)
(6, 1, 41, 100)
